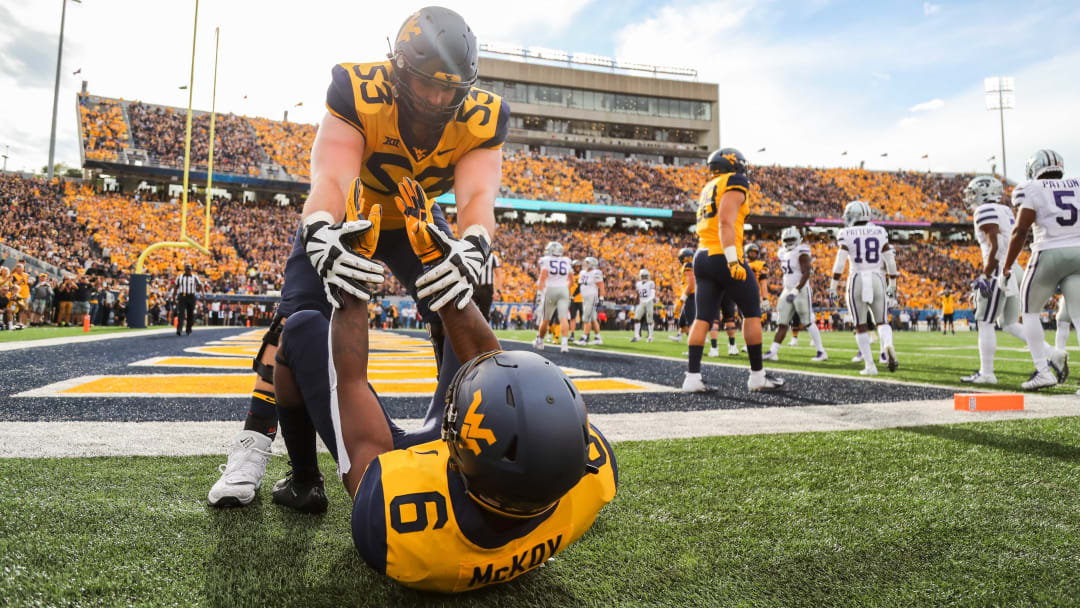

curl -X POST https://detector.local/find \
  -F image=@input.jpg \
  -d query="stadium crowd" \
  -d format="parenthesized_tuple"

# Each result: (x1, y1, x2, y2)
(78, 95, 130, 162)
(127, 102, 264, 176)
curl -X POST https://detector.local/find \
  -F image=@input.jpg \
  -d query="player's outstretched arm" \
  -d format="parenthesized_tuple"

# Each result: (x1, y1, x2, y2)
(305, 113, 364, 222)
(436, 299, 501, 365)
(331, 293, 394, 496)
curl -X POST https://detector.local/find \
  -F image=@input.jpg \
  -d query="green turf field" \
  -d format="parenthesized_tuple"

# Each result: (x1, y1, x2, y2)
(3, 417, 1079, 607)
(0, 325, 151, 343)
(495, 328, 1080, 395)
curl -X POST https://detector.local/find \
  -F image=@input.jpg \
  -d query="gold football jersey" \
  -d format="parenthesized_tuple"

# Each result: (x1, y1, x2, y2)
(326, 60, 510, 229)
(695, 172, 751, 257)
(351, 426, 617, 593)
(680, 262, 695, 296)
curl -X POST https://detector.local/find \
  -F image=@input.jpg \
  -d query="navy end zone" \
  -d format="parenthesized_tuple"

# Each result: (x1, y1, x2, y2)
(0, 327, 954, 427)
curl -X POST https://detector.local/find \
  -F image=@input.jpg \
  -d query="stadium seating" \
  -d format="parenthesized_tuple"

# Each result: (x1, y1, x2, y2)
(248, 117, 316, 181)
(78, 94, 130, 162)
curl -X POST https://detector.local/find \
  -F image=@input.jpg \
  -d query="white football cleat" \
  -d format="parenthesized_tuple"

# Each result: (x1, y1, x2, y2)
(669, 334, 681, 342)
(533, 337, 544, 351)
(646, 337, 653, 343)
(589, 337, 603, 345)
(1049, 349, 1069, 383)
(1021, 369, 1057, 390)
(762, 350, 779, 361)
(884, 346, 898, 372)
(860, 365, 879, 376)
(208, 430, 274, 507)
(630, 336, 640, 343)
(961, 371, 997, 384)
(851, 352, 864, 363)
(560, 345, 569, 353)
(788, 337, 799, 346)
(727, 344, 740, 356)
(708, 347, 720, 357)
(681, 372, 712, 392)
(879, 352, 888, 364)
(811, 351, 828, 362)
(575, 338, 587, 345)
(747, 371, 785, 392)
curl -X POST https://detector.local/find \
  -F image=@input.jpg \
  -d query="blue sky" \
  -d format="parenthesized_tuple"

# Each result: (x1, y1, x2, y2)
(1, 0, 1077, 182)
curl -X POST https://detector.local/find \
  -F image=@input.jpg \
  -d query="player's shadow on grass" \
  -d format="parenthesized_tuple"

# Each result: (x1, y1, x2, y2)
(901, 425, 1080, 463)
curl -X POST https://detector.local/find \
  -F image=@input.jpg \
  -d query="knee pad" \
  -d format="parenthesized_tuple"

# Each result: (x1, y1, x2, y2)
(253, 313, 286, 384)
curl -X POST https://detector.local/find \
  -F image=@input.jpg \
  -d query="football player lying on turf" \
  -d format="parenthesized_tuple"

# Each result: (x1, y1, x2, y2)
(270, 177, 617, 593)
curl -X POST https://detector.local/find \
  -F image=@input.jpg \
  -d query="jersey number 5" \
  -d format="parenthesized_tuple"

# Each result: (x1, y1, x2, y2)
(1053, 191, 1078, 227)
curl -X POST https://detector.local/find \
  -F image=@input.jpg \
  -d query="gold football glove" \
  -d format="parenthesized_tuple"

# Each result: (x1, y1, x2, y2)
(728, 261, 747, 282)
(341, 178, 382, 257)
(394, 176, 443, 264)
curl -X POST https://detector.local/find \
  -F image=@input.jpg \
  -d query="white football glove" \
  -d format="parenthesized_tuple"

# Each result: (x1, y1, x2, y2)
(828, 279, 840, 300)
(415, 227, 488, 311)
(782, 288, 798, 304)
(303, 211, 384, 308)
(886, 281, 898, 298)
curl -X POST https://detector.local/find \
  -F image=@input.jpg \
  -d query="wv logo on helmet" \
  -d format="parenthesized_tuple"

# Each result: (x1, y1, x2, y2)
(462, 390, 496, 455)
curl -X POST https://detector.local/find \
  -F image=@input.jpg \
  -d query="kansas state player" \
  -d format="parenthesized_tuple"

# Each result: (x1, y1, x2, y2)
(764, 227, 827, 362)
(1003, 149, 1077, 391)
(961, 175, 1027, 384)
(576, 257, 605, 345)
(534, 241, 573, 353)
(631, 268, 656, 342)
(829, 201, 899, 376)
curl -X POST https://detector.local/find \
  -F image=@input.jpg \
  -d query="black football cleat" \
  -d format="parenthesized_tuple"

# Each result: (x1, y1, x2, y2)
(272, 470, 328, 514)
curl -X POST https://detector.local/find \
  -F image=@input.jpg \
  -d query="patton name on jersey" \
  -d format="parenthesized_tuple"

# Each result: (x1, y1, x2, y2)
(973, 202, 1016, 268)
(778, 244, 812, 289)
(837, 224, 889, 273)
(1012, 178, 1080, 252)
(636, 280, 656, 301)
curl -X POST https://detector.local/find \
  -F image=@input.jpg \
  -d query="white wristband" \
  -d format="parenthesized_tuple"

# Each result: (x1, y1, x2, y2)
(303, 210, 335, 229)
(723, 246, 738, 262)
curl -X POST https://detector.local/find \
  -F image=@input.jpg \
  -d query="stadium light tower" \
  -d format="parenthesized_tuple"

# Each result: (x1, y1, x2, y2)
(47, 0, 81, 181)
(984, 76, 1015, 181)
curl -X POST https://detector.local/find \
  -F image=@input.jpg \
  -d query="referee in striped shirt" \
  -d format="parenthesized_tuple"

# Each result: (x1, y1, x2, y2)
(171, 264, 204, 336)
(473, 251, 500, 322)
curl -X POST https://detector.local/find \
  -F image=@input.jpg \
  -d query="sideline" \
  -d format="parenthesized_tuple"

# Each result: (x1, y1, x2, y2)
(1, 394, 1074, 458)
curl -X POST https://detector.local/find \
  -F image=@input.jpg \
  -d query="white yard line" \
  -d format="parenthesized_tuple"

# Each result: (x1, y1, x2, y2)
(0, 327, 224, 352)
(1, 394, 1074, 458)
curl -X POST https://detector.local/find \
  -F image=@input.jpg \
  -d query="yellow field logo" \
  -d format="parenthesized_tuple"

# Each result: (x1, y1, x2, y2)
(461, 389, 496, 455)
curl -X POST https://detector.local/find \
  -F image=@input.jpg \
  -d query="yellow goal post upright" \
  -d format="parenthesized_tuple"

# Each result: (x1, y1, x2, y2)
(129, 2, 218, 328)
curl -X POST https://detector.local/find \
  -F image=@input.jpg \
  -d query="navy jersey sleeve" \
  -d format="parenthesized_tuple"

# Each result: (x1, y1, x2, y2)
(726, 172, 750, 193)
(476, 100, 510, 150)
(326, 64, 364, 136)
(351, 458, 387, 574)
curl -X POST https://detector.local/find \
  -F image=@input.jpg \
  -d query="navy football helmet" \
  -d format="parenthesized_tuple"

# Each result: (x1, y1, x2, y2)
(442, 350, 591, 518)
(390, 7, 478, 133)
(677, 247, 695, 264)
(707, 148, 748, 175)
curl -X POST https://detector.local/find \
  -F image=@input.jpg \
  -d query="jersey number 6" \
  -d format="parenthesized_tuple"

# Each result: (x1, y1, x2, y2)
(389, 491, 448, 534)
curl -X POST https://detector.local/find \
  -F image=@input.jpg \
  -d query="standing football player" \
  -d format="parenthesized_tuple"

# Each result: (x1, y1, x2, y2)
(828, 200, 899, 376)
(268, 183, 616, 591)
(670, 248, 695, 343)
(682, 148, 784, 392)
(764, 227, 828, 362)
(940, 289, 956, 335)
(534, 241, 572, 353)
(209, 7, 507, 508)
(568, 259, 583, 342)
(576, 256, 605, 345)
(960, 175, 1027, 384)
(1002, 149, 1077, 391)
(631, 268, 656, 342)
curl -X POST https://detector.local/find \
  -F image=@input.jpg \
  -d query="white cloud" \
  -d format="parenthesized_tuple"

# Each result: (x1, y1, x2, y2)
(909, 98, 945, 112)
(898, 117, 919, 129)
(923, 2, 941, 17)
